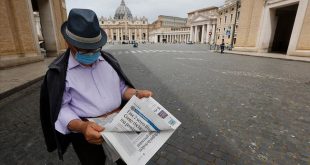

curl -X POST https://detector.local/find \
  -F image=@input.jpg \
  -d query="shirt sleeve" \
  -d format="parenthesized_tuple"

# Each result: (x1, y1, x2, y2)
(55, 82, 80, 135)
(120, 78, 128, 97)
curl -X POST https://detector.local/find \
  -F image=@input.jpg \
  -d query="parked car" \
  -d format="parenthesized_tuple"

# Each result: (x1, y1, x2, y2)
(186, 41, 194, 44)
(133, 42, 138, 48)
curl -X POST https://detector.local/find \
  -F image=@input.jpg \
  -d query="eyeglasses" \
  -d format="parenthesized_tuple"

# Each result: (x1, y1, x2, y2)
(76, 47, 102, 55)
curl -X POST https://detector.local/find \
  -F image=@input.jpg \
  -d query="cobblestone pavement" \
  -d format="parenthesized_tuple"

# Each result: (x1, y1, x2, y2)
(0, 44, 309, 165)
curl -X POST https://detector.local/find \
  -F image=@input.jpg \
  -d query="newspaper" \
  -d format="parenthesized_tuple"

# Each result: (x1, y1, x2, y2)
(89, 96, 181, 165)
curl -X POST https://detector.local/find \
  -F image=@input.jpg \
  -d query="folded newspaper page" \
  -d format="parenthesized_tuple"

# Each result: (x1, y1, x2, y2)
(89, 96, 181, 165)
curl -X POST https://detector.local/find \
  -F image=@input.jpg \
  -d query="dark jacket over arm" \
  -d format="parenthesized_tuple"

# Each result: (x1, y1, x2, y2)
(40, 49, 134, 160)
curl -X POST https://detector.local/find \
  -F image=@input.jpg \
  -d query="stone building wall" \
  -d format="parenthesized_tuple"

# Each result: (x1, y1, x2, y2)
(297, 2, 310, 50)
(52, 0, 67, 51)
(234, 0, 310, 57)
(0, 0, 38, 55)
(0, 0, 67, 69)
(234, 0, 264, 49)
(216, 0, 241, 46)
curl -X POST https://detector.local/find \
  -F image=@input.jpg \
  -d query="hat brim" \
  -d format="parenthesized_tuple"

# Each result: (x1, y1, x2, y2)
(61, 21, 107, 50)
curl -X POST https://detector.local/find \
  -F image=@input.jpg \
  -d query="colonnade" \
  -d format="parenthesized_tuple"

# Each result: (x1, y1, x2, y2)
(190, 24, 216, 44)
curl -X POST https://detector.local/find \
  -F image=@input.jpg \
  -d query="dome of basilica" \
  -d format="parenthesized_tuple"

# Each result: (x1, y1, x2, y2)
(114, 0, 133, 20)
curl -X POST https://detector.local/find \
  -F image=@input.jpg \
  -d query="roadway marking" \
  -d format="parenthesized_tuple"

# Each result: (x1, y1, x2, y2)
(175, 57, 208, 61)
(111, 50, 209, 55)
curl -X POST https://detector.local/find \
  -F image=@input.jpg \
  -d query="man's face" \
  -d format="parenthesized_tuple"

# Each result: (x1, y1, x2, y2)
(67, 42, 101, 56)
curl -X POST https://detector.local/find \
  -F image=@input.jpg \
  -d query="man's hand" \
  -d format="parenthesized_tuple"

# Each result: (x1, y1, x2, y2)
(81, 121, 104, 145)
(68, 119, 104, 145)
(123, 88, 153, 100)
(136, 90, 153, 99)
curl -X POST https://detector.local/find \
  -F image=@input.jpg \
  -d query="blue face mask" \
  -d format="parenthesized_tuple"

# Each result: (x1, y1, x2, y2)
(75, 51, 101, 65)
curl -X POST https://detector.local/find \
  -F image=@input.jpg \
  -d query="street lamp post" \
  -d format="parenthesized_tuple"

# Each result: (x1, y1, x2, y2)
(230, 0, 240, 49)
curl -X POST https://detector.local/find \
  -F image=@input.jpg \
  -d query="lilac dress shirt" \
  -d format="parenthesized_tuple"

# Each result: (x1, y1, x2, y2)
(55, 52, 128, 134)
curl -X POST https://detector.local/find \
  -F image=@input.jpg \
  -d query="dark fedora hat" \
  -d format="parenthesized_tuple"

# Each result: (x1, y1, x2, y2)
(61, 8, 107, 50)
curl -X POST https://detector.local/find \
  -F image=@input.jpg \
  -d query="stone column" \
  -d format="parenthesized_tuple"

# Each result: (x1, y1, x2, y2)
(120, 28, 123, 41)
(201, 25, 206, 44)
(211, 24, 216, 44)
(145, 29, 148, 41)
(116, 29, 119, 41)
(128, 29, 131, 41)
(110, 29, 113, 41)
(195, 26, 199, 43)
(190, 26, 194, 42)
(206, 24, 212, 43)
(135, 29, 137, 41)
(139, 29, 142, 42)
(37, 0, 60, 54)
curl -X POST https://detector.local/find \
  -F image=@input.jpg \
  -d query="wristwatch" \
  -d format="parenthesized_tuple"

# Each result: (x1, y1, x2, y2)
(135, 89, 139, 97)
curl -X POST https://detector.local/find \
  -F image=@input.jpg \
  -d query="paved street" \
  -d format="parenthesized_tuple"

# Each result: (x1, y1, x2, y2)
(0, 44, 309, 165)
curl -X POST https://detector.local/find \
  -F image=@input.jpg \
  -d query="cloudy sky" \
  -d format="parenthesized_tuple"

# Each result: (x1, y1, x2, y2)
(65, 0, 225, 22)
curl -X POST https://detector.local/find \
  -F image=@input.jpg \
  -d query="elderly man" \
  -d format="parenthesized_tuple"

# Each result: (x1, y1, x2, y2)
(40, 9, 152, 165)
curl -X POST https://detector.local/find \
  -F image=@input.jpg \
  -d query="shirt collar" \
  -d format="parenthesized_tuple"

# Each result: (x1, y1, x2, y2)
(68, 51, 104, 70)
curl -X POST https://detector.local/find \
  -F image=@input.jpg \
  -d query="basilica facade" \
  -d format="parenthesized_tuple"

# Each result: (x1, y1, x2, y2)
(187, 7, 218, 44)
(99, 0, 149, 43)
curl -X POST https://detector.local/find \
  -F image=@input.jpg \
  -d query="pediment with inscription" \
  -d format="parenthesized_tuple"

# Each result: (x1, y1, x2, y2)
(190, 15, 209, 23)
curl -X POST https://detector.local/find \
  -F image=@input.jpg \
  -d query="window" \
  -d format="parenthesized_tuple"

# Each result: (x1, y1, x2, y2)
(237, 11, 240, 20)
(225, 16, 227, 23)
(228, 35, 230, 39)
(220, 18, 222, 24)
(231, 14, 233, 22)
